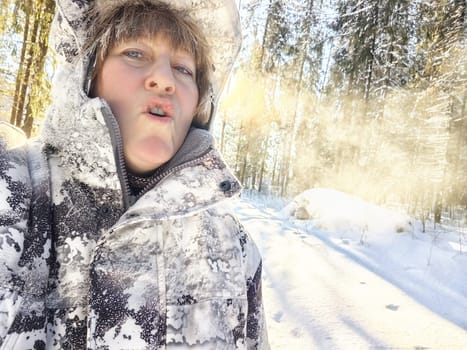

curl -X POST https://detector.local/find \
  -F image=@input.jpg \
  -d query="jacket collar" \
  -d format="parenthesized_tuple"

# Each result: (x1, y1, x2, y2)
(119, 126, 242, 221)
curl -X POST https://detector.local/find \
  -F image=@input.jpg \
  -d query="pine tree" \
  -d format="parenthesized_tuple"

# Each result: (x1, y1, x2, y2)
(3, 0, 55, 137)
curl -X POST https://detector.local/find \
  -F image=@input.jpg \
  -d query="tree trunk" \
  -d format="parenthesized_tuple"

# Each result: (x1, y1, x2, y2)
(258, 0, 274, 71)
(258, 156, 266, 192)
(23, 0, 55, 136)
(219, 111, 227, 154)
(363, 3, 378, 104)
(10, 0, 32, 127)
(280, 0, 314, 196)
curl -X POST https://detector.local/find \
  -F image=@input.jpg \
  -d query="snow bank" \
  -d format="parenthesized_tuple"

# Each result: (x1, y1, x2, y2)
(0, 121, 27, 148)
(238, 196, 467, 348)
(282, 188, 412, 235)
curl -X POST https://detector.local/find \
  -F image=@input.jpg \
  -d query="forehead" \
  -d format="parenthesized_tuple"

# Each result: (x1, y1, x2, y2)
(108, 7, 198, 56)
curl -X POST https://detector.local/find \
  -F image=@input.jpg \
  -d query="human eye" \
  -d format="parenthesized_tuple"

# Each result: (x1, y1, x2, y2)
(122, 49, 144, 60)
(174, 65, 194, 77)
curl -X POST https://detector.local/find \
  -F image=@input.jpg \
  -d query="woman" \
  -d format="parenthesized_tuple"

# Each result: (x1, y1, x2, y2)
(0, 0, 268, 348)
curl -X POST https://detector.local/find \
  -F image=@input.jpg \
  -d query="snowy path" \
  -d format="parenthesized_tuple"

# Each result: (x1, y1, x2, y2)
(234, 199, 467, 350)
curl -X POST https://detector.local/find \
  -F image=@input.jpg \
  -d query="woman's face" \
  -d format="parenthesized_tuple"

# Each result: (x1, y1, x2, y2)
(94, 35, 199, 175)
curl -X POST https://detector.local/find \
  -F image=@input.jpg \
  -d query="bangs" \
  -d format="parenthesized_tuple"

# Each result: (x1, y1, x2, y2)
(112, 8, 199, 60)
(96, 3, 208, 70)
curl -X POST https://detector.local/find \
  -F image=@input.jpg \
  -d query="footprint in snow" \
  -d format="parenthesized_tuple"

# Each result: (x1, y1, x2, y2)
(386, 304, 399, 311)
(291, 328, 303, 337)
(273, 311, 283, 322)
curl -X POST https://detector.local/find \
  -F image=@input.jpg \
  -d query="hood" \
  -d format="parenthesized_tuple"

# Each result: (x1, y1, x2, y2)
(42, 0, 241, 189)
(94, 0, 241, 102)
(50, 0, 242, 127)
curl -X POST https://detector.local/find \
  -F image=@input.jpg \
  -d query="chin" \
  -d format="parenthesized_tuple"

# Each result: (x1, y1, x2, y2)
(125, 151, 170, 175)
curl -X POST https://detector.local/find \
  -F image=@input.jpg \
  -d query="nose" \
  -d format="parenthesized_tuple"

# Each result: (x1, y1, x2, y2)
(144, 61, 175, 94)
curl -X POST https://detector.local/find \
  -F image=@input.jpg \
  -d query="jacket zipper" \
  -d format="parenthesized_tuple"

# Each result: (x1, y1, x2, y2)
(100, 104, 217, 209)
(100, 106, 132, 210)
(137, 147, 214, 200)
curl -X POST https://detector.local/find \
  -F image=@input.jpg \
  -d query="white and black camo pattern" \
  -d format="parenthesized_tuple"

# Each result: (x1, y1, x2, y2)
(1, 126, 268, 349)
(0, 0, 268, 349)
(0, 138, 51, 349)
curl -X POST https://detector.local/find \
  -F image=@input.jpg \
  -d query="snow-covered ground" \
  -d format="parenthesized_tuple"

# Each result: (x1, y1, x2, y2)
(235, 188, 467, 349)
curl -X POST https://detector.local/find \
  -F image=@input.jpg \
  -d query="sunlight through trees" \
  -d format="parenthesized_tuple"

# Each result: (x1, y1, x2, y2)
(213, 0, 466, 226)
(1, 0, 465, 225)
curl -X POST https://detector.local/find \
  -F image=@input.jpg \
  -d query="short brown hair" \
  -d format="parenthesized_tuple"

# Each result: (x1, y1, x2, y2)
(86, 0, 212, 126)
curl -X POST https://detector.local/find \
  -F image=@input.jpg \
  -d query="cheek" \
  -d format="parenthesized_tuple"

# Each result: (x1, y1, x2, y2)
(97, 72, 135, 119)
(100, 74, 126, 100)
(97, 61, 133, 100)
(183, 85, 199, 116)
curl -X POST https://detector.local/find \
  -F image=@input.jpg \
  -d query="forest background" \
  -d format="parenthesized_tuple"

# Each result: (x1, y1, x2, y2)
(0, 0, 466, 228)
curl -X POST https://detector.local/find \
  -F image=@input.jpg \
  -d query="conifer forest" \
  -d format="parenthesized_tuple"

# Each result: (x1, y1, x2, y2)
(1, 0, 466, 226)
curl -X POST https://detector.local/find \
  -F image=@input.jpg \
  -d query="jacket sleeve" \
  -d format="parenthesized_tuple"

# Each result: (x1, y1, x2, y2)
(239, 218, 269, 350)
(0, 136, 32, 345)
(0, 131, 52, 348)
(246, 260, 270, 349)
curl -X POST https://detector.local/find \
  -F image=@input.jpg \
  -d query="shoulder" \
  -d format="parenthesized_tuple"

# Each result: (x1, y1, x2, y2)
(0, 124, 30, 191)
(0, 132, 49, 214)
(204, 203, 263, 277)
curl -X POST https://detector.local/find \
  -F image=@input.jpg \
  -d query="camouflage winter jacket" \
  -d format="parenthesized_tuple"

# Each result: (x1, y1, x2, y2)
(0, 120, 267, 349)
(0, 0, 268, 348)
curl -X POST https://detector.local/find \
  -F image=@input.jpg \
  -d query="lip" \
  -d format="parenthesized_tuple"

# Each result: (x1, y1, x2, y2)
(144, 98, 174, 120)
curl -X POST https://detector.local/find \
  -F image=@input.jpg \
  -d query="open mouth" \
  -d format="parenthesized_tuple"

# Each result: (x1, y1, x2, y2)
(149, 107, 167, 117)
(146, 100, 174, 120)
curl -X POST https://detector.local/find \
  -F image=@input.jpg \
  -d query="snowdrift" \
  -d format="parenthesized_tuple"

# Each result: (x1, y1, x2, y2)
(282, 188, 412, 235)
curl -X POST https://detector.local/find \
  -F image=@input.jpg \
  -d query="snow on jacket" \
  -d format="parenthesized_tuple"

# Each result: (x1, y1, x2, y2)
(0, 1, 268, 349)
